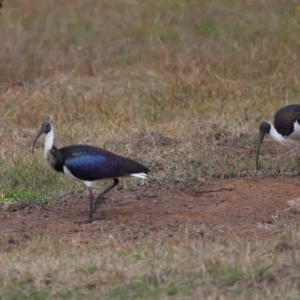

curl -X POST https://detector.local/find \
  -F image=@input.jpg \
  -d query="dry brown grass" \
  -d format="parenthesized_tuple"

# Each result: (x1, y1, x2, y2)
(0, 1, 299, 183)
(1, 0, 300, 298)
(1, 223, 300, 299)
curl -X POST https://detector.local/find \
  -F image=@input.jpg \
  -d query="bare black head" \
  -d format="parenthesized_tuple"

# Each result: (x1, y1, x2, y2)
(32, 122, 52, 154)
(256, 121, 271, 170)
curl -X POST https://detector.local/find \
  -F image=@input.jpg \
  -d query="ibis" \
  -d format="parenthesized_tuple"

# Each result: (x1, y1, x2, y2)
(256, 104, 300, 170)
(32, 122, 150, 224)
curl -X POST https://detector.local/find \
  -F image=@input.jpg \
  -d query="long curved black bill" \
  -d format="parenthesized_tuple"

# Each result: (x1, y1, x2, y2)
(256, 121, 271, 170)
(256, 131, 267, 170)
(32, 128, 45, 154)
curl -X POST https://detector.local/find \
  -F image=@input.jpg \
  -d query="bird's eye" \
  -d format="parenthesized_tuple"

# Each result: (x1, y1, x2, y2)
(42, 122, 51, 133)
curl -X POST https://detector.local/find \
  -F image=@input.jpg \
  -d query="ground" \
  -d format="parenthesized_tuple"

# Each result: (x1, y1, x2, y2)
(1, 176, 300, 250)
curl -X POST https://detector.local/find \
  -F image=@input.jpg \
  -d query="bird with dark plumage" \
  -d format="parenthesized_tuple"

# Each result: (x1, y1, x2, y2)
(256, 104, 300, 170)
(32, 122, 150, 224)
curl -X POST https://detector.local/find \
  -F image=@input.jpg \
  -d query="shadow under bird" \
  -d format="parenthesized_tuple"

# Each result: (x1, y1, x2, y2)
(32, 122, 150, 224)
(256, 104, 300, 170)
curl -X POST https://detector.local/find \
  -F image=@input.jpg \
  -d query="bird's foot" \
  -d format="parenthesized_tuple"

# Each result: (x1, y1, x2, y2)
(74, 218, 93, 225)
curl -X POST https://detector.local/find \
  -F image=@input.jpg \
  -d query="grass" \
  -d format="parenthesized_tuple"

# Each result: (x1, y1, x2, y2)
(1, 0, 300, 298)
(0, 227, 300, 299)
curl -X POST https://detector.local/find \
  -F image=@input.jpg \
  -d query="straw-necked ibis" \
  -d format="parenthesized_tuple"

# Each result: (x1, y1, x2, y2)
(32, 122, 149, 224)
(256, 104, 300, 170)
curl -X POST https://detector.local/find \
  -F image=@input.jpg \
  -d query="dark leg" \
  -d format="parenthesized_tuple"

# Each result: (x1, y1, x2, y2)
(93, 178, 119, 213)
(75, 187, 94, 224)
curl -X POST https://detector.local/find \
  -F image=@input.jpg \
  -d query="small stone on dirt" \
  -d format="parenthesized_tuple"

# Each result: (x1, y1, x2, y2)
(24, 232, 32, 239)
(287, 198, 300, 211)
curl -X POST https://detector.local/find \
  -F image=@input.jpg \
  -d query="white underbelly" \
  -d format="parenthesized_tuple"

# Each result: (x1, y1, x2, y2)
(62, 166, 148, 187)
(63, 166, 112, 187)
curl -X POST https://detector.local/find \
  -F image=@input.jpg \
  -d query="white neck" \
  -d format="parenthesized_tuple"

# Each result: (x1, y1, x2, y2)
(268, 122, 290, 145)
(44, 125, 54, 159)
(288, 121, 300, 140)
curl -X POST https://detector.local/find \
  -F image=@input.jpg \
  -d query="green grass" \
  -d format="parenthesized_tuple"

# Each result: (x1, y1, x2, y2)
(0, 152, 78, 204)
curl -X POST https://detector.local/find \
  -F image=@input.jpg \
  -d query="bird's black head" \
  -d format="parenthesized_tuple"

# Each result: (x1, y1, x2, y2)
(256, 121, 271, 170)
(40, 122, 52, 134)
(32, 122, 52, 154)
(258, 121, 271, 135)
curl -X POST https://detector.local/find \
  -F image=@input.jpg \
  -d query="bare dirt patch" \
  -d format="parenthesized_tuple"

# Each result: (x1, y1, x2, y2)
(1, 176, 300, 250)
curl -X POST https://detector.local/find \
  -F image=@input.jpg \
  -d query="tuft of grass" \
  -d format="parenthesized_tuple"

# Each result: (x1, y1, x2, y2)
(0, 151, 74, 203)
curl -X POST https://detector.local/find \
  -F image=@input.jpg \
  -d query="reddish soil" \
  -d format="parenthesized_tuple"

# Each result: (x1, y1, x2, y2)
(1, 176, 300, 250)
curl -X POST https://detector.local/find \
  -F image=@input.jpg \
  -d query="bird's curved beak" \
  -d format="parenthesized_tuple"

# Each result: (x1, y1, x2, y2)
(256, 121, 272, 170)
(32, 127, 45, 154)
(255, 130, 267, 170)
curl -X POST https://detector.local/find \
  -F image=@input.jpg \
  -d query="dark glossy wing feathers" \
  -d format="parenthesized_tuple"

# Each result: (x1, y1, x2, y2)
(58, 145, 149, 181)
(274, 104, 300, 136)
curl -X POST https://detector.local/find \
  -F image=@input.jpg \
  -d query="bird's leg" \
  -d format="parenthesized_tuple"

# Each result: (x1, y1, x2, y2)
(93, 178, 119, 213)
(75, 187, 94, 224)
